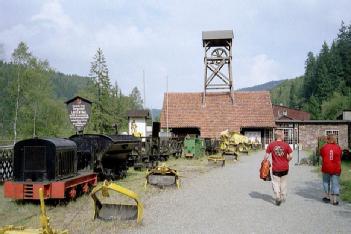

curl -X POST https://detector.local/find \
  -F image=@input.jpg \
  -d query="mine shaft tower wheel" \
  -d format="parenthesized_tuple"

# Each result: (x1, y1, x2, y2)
(202, 30, 234, 105)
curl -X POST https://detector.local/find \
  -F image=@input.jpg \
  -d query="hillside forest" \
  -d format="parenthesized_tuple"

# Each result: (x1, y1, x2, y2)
(0, 43, 143, 143)
(271, 22, 351, 119)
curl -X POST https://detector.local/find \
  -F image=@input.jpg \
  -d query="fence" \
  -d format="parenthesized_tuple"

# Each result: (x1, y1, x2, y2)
(0, 145, 13, 182)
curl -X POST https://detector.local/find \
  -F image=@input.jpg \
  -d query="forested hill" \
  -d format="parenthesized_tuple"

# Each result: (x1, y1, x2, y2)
(0, 61, 92, 102)
(270, 22, 351, 120)
(238, 80, 286, 91)
(50, 72, 92, 100)
(0, 44, 143, 141)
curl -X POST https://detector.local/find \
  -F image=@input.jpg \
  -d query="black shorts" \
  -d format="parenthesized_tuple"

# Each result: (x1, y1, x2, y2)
(272, 170, 289, 177)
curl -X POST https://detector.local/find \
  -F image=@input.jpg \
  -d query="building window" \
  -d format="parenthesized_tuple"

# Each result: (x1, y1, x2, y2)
(264, 129, 273, 145)
(283, 110, 287, 116)
(325, 130, 339, 143)
(283, 128, 295, 144)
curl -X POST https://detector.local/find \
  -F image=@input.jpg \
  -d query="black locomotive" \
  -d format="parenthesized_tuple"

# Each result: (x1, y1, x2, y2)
(4, 138, 97, 200)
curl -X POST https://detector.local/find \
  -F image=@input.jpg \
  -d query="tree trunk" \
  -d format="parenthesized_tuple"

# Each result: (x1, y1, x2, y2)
(13, 66, 20, 144)
(33, 103, 37, 138)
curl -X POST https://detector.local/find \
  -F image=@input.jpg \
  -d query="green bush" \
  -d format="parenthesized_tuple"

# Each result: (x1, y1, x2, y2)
(341, 161, 351, 202)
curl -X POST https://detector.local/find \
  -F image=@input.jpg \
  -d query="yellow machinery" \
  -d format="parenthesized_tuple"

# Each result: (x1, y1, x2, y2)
(219, 130, 251, 158)
(207, 155, 225, 167)
(145, 164, 180, 189)
(0, 188, 68, 234)
(90, 180, 143, 224)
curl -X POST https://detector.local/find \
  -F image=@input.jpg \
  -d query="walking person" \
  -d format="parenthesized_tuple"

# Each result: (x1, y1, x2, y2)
(320, 134, 342, 205)
(264, 130, 293, 206)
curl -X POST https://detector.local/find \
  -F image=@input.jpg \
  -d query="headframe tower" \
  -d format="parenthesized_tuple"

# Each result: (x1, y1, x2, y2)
(202, 30, 234, 105)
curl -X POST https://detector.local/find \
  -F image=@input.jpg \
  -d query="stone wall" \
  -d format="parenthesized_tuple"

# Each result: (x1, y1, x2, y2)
(299, 124, 349, 150)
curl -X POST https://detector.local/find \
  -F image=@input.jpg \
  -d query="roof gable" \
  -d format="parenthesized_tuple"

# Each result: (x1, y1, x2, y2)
(160, 91, 275, 138)
(272, 105, 310, 120)
(128, 110, 150, 118)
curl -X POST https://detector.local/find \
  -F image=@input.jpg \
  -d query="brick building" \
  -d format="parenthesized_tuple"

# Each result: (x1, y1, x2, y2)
(160, 92, 350, 151)
(276, 120, 350, 150)
(160, 91, 276, 146)
(272, 104, 310, 120)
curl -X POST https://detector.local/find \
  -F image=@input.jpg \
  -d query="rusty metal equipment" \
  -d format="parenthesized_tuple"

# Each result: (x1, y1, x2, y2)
(0, 188, 68, 234)
(69, 134, 140, 180)
(202, 30, 234, 105)
(145, 164, 180, 188)
(204, 138, 219, 155)
(131, 136, 183, 170)
(91, 180, 143, 223)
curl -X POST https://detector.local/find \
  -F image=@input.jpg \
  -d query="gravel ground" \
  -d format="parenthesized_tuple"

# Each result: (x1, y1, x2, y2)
(122, 150, 351, 234)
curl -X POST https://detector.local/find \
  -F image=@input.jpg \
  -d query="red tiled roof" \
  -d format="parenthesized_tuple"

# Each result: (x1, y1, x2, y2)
(160, 91, 276, 138)
(272, 105, 310, 120)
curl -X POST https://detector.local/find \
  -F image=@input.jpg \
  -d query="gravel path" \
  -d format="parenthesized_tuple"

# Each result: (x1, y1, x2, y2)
(126, 151, 351, 234)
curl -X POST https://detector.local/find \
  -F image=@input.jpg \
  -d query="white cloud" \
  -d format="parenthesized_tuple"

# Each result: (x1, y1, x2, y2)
(235, 54, 281, 89)
(31, 0, 73, 30)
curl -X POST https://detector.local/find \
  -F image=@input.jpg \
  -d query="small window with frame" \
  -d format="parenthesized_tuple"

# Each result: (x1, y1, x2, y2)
(325, 130, 339, 143)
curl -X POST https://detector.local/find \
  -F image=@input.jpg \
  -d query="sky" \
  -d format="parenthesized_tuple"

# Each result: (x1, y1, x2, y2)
(1, 0, 351, 109)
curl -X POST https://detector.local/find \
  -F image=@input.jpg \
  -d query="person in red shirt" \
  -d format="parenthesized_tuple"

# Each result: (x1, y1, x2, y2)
(320, 134, 342, 205)
(264, 130, 293, 206)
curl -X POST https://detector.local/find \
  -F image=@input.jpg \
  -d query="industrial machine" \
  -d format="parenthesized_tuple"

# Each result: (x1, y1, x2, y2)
(91, 180, 143, 223)
(204, 138, 219, 155)
(219, 130, 251, 159)
(183, 135, 205, 158)
(145, 164, 180, 188)
(130, 122, 183, 170)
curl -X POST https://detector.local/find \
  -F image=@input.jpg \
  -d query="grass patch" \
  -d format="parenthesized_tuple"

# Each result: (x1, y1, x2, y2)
(0, 155, 216, 232)
(340, 161, 351, 202)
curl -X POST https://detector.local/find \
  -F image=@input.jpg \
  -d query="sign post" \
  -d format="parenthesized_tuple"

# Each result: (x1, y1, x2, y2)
(65, 96, 92, 134)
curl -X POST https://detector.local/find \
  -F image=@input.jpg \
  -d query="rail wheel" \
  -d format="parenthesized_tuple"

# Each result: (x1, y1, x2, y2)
(82, 183, 90, 194)
(68, 187, 77, 199)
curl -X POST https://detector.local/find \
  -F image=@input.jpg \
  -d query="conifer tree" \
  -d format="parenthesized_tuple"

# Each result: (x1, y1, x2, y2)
(89, 48, 113, 133)
(129, 86, 143, 109)
(303, 52, 316, 99)
(315, 42, 333, 101)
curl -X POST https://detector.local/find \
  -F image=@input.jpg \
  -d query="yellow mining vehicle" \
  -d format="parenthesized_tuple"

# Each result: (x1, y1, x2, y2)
(0, 188, 67, 234)
(90, 180, 143, 224)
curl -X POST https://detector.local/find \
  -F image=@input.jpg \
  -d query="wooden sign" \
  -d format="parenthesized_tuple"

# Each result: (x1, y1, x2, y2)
(65, 96, 92, 132)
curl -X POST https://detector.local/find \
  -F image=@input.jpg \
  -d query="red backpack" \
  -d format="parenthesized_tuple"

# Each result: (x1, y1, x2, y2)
(260, 159, 271, 181)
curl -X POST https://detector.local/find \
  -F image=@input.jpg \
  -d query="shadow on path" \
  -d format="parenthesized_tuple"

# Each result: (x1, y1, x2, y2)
(294, 181, 322, 202)
(249, 191, 273, 204)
